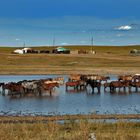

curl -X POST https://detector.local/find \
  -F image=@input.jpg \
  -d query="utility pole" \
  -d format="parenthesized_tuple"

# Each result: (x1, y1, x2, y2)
(23, 41, 26, 48)
(53, 36, 55, 47)
(91, 36, 93, 53)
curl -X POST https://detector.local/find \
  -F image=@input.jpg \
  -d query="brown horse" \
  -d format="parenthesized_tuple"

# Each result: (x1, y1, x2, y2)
(42, 82, 59, 96)
(104, 82, 111, 92)
(118, 75, 133, 81)
(3, 82, 24, 96)
(110, 81, 126, 92)
(65, 81, 79, 91)
(130, 81, 140, 92)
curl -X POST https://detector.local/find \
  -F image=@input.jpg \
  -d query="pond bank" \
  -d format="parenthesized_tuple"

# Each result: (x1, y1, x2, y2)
(0, 114, 140, 123)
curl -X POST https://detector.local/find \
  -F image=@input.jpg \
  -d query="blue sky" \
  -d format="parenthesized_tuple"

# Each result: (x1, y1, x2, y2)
(0, 0, 140, 46)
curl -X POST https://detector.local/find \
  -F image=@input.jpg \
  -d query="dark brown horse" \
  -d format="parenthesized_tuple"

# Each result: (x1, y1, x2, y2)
(86, 79, 101, 93)
(0, 82, 5, 92)
(3, 82, 24, 96)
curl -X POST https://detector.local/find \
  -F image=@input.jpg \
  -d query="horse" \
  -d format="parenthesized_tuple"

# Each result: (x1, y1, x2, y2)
(110, 81, 126, 92)
(0, 82, 5, 92)
(2, 82, 24, 96)
(100, 76, 110, 82)
(77, 80, 86, 90)
(41, 81, 59, 96)
(86, 79, 101, 94)
(118, 75, 133, 82)
(85, 75, 110, 83)
(130, 81, 140, 92)
(65, 81, 79, 91)
(104, 82, 111, 92)
(68, 74, 81, 82)
(132, 74, 140, 82)
(53, 77, 64, 85)
(21, 80, 41, 95)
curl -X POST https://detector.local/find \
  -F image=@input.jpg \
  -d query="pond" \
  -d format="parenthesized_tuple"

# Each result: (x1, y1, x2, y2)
(0, 75, 140, 116)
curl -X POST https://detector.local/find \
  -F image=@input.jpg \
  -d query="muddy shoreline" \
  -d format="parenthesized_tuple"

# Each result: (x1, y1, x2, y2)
(0, 114, 140, 123)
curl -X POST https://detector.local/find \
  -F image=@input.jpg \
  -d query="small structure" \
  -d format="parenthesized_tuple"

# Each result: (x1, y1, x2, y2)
(130, 49, 140, 55)
(13, 49, 24, 54)
(22, 48, 33, 53)
(52, 47, 70, 54)
(13, 47, 34, 54)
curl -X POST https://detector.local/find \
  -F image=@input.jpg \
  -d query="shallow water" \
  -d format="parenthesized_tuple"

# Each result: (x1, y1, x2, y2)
(0, 75, 140, 116)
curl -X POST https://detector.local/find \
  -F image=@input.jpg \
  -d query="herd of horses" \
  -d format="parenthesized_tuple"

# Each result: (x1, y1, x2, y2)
(0, 77, 64, 97)
(66, 74, 140, 93)
(1, 74, 140, 97)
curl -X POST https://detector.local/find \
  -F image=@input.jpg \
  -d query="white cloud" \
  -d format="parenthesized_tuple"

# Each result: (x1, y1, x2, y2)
(116, 25, 132, 31)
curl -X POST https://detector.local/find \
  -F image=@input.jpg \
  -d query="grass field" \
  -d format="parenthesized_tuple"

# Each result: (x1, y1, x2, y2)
(0, 119, 140, 140)
(0, 45, 140, 139)
(0, 45, 140, 75)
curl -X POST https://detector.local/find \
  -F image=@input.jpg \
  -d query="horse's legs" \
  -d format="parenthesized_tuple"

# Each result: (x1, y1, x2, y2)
(92, 87, 94, 94)
(128, 86, 131, 92)
(98, 87, 101, 93)
(66, 85, 68, 91)
(136, 86, 138, 92)
(50, 89, 52, 96)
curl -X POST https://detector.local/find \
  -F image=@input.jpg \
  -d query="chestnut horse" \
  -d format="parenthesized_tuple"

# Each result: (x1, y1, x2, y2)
(65, 81, 79, 91)
(41, 82, 59, 96)
(110, 81, 126, 92)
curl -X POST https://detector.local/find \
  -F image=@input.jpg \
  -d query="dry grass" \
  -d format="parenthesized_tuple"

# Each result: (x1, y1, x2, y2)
(0, 45, 140, 139)
(0, 120, 140, 140)
(0, 45, 140, 75)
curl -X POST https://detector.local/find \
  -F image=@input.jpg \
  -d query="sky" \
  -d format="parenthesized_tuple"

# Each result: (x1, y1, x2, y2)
(0, 0, 140, 46)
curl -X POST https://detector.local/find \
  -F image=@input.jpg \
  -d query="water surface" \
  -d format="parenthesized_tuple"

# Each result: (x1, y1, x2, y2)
(0, 75, 140, 116)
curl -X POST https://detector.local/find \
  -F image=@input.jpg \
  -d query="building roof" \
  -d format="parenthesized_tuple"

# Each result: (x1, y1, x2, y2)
(56, 47, 69, 51)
